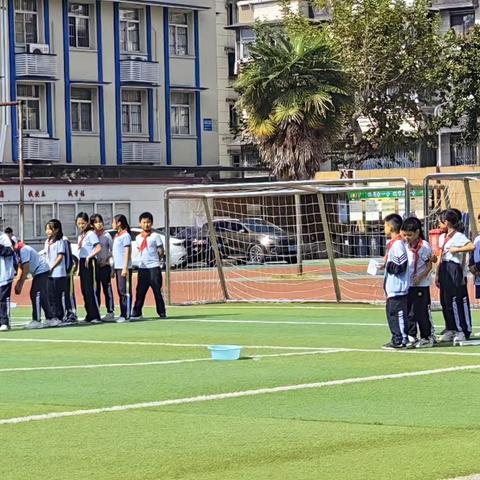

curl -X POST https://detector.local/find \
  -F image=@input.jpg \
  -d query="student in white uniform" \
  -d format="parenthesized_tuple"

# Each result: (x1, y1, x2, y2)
(14, 241, 60, 329)
(111, 214, 132, 323)
(44, 219, 68, 324)
(76, 212, 102, 323)
(401, 217, 435, 348)
(469, 213, 480, 302)
(131, 212, 166, 320)
(0, 232, 15, 331)
(436, 209, 475, 343)
(91, 214, 115, 321)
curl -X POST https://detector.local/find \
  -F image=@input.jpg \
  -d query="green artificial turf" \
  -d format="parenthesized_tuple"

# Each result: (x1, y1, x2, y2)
(1, 304, 480, 480)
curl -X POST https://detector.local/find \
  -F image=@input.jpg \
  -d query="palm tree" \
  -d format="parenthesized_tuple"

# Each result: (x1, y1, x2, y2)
(235, 26, 352, 180)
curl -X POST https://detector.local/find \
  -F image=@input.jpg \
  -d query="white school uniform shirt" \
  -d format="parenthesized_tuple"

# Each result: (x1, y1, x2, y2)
(406, 239, 432, 287)
(77, 230, 100, 259)
(112, 230, 132, 269)
(96, 231, 113, 267)
(19, 245, 50, 276)
(473, 235, 480, 286)
(135, 232, 163, 269)
(0, 233, 15, 287)
(44, 238, 66, 278)
(439, 231, 470, 276)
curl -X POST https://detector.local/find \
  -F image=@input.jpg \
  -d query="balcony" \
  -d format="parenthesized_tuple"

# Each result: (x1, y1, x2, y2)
(430, 0, 478, 9)
(122, 141, 162, 164)
(120, 59, 161, 86)
(16, 53, 57, 79)
(22, 136, 60, 162)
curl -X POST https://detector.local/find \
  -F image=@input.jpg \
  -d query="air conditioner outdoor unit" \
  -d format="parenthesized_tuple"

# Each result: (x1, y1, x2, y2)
(27, 43, 50, 54)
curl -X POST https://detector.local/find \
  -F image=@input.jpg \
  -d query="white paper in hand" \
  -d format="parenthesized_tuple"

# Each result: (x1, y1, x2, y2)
(367, 259, 382, 276)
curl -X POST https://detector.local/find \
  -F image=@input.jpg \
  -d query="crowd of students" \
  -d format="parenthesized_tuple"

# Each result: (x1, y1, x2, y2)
(0, 211, 166, 331)
(382, 208, 480, 349)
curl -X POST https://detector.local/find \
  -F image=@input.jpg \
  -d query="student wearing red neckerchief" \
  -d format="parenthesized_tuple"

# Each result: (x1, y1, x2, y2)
(436, 209, 475, 344)
(401, 217, 435, 349)
(76, 212, 102, 323)
(381, 214, 410, 350)
(130, 212, 166, 320)
(111, 214, 132, 323)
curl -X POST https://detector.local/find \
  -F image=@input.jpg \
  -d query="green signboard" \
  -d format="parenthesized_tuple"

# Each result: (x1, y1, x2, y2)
(347, 188, 423, 201)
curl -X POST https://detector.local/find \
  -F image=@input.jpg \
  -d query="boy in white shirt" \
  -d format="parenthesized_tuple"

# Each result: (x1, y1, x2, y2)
(131, 212, 166, 320)
(0, 232, 15, 331)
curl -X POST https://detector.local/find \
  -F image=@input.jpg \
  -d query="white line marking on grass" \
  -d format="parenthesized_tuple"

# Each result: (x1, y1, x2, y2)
(168, 319, 387, 327)
(0, 338, 324, 350)
(1, 364, 480, 426)
(0, 350, 340, 374)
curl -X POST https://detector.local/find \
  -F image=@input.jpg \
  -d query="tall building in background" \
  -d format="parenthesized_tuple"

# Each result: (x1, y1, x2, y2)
(0, 0, 219, 167)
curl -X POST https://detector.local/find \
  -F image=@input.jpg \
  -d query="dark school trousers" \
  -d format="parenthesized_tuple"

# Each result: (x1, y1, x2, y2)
(407, 286, 433, 340)
(31, 271, 55, 321)
(438, 261, 472, 337)
(79, 258, 101, 321)
(386, 294, 408, 346)
(0, 282, 13, 327)
(132, 267, 166, 317)
(48, 277, 67, 321)
(96, 264, 114, 313)
(65, 271, 77, 320)
(115, 269, 132, 319)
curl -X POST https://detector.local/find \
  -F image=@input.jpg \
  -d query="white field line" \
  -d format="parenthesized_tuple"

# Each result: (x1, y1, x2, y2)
(0, 350, 341, 374)
(1, 364, 480, 426)
(3, 337, 480, 357)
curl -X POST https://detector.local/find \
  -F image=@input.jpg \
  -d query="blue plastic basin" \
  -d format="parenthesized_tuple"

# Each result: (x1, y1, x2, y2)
(208, 345, 242, 361)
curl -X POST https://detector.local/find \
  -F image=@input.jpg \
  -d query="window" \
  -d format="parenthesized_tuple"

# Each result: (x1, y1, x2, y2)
(227, 51, 236, 77)
(114, 202, 130, 220)
(121, 89, 143, 134)
(14, 0, 38, 45)
(171, 92, 191, 135)
(226, 1, 235, 26)
(169, 11, 189, 56)
(69, 3, 91, 48)
(450, 11, 475, 37)
(120, 8, 141, 52)
(71, 88, 93, 132)
(450, 133, 475, 166)
(58, 204, 76, 238)
(228, 102, 239, 133)
(1, 205, 19, 237)
(239, 28, 255, 60)
(35, 204, 53, 237)
(17, 84, 41, 131)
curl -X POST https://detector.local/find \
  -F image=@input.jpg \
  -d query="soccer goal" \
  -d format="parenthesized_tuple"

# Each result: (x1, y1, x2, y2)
(164, 177, 420, 305)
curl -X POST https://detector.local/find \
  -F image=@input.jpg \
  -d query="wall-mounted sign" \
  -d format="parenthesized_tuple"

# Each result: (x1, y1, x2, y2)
(203, 118, 213, 131)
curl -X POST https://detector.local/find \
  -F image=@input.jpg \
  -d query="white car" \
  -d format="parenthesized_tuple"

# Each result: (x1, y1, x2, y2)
(70, 227, 187, 269)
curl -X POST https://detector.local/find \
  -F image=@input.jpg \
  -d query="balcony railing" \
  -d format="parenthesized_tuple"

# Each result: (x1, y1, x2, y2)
(22, 136, 60, 162)
(16, 53, 57, 78)
(120, 59, 161, 85)
(122, 141, 162, 164)
(430, 0, 478, 10)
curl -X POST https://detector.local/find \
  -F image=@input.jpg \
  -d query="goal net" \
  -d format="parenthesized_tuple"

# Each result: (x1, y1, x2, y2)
(165, 178, 422, 305)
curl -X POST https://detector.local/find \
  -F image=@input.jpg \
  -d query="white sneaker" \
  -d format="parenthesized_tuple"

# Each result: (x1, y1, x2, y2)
(102, 312, 115, 322)
(438, 330, 456, 343)
(453, 331, 466, 345)
(90, 319, 103, 324)
(116, 316, 128, 323)
(0, 324, 9, 332)
(43, 318, 61, 328)
(129, 315, 143, 321)
(406, 336, 418, 349)
(25, 320, 44, 329)
(416, 337, 435, 349)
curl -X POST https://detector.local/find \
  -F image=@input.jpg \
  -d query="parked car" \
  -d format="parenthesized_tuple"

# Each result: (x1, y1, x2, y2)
(201, 218, 298, 264)
(68, 227, 187, 269)
(175, 226, 226, 266)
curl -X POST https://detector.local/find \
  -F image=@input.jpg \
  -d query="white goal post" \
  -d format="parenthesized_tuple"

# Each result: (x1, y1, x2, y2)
(163, 177, 417, 305)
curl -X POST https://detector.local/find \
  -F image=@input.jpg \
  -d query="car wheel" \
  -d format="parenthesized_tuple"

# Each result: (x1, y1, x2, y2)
(248, 244, 265, 264)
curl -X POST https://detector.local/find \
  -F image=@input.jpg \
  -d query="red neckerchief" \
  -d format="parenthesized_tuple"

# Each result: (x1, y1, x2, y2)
(139, 231, 151, 253)
(384, 234, 403, 261)
(16, 241, 25, 251)
(78, 232, 87, 248)
(409, 239, 423, 276)
(439, 230, 456, 259)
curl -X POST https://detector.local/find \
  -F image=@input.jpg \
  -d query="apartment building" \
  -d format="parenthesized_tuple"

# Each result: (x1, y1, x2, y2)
(0, 0, 219, 167)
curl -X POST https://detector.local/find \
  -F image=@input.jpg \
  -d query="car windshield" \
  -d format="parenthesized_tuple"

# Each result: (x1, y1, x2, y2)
(243, 220, 285, 235)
